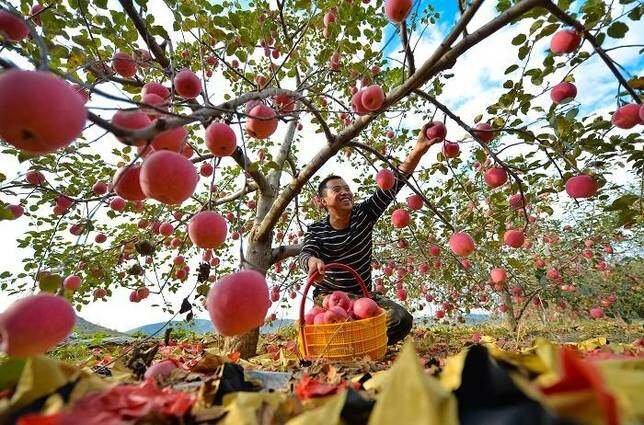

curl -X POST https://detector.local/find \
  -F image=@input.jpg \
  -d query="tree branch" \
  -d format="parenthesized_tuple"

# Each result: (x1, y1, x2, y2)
(252, 0, 543, 241)
(400, 20, 416, 77)
(230, 147, 272, 195)
(118, 0, 170, 69)
(542, 0, 641, 104)
(212, 183, 257, 207)
(271, 243, 303, 263)
(269, 114, 299, 189)
(413, 89, 531, 228)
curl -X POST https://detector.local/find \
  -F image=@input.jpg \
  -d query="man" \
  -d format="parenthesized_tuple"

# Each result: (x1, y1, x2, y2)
(298, 127, 439, 345)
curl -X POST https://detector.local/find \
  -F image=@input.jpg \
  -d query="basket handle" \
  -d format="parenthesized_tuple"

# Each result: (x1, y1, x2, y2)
(298, 262, 372, 357)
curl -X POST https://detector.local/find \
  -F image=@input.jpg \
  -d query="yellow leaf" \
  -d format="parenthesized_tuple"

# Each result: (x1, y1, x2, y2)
(439, 348, 468, 391)
(598, 359, 644, 424)
(368, 341, 458, 425)
(286, 392, 346, 425)
(0, 356, 80, 420)
(221, 392, 287, 425)
(573, 337, 608, 352)
(360, 369, 390, 392)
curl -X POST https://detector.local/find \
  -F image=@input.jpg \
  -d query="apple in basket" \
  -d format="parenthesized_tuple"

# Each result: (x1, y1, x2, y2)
(353, 297, 381, 319)
(304, 306, 325, 325)
(324, 306, 349, 323)
(323, 291, 351, 311)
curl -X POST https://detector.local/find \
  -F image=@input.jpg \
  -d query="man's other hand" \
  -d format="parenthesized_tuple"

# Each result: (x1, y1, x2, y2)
(307, 257, 325, 282)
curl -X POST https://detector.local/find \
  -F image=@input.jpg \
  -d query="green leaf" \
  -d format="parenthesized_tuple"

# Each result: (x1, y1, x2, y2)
(606, 21, 628, 38)
(0, 205, 13, 221)
(0, 358, 26, 390)
(504, 64, 519, 74)
(512, 34, 527, 45)
(605, 194, 638, 211)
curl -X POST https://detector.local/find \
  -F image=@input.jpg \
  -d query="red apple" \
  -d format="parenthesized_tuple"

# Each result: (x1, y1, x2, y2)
(611, 103, 641, 129)
(449, 232, 475, 256)
(140, 151, 198, 204)
(246, 105, 278, 139)
(207, 270, 270, 336)
(0, 11, 29, 42)
(112, 52, 137, 78)
(174, 69, 202, 99)
(313, 312, 327, 324)
(550, 82, 577, 104)
(490, 267, 507, 284)
(112, 165, 146, 201)
(0, 294, 75, 357)
(26, 170, 45, 185)
(361, 85, 385, 111)
(484, 167, 508, 188)
(351, 90, 369, 115)
(353, 297, 380, 319)
(473, 122, 496, 143)
(110, 197, 126, 211)
(376, 169, 395, 190)
(384, 0, 412, 22)
(304, 306, 326, 325)
(324, 306, 349, 323)
(0, 70, 87, 154)
(406, 194, 423, 210)
(550, 29, 581, 54)
(442, 141, 460, 158)
(323, 11, 336, 26)
(144, 359, 178, 380)
(565, 174, 598, 199)
(391, 209, 411, 228)
(503, 229, 525, 248)
(508, 193, 526, 210)
(205, 122, 237, 156)
(188, 211, 228, 249)
(589, 307, 604, 319)
(424, 121, 446, 141)
(142, 82, 170, 99)
(63, 275, 82, 291)
(324, 291, 351, 311)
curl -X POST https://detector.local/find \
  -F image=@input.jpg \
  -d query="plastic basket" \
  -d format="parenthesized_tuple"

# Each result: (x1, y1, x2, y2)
(297, 263, 387, 361)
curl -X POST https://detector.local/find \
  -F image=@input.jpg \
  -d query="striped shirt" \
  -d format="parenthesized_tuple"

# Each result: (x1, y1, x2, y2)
(298, 170, 410, 295)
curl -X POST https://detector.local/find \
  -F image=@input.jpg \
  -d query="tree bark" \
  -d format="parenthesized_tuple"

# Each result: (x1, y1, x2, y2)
(502, 290, 519, 331)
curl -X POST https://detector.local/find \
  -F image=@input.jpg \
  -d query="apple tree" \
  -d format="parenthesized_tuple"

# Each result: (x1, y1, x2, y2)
(0, 0, 641, 357)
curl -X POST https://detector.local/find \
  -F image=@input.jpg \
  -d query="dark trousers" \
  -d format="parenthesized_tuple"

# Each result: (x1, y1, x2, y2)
(312, 290, 413, 345)
(371, 293, 413, 345)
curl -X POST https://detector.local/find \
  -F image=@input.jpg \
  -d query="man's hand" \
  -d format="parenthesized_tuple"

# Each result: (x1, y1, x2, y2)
(308, 257, 325, 282)
(416, 123, 442, 150)
(399, 124, 441, 174)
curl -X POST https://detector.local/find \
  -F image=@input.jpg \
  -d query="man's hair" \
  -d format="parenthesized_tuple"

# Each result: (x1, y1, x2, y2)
(317, 175, 343, 198)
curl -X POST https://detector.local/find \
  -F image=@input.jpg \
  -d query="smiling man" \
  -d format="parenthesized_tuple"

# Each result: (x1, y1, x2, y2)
(298, 128, 439, 345)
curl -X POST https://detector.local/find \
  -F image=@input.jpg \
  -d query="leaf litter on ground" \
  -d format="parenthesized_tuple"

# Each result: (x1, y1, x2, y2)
(1, 322, 643, 425)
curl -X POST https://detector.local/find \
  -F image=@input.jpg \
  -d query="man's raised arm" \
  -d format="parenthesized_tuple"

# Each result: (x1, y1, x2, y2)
(360, 126, 440, 220)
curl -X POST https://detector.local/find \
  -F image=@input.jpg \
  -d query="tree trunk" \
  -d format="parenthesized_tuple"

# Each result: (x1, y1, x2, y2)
(223, 236, 273, 358)
(502, 290, 518, 332)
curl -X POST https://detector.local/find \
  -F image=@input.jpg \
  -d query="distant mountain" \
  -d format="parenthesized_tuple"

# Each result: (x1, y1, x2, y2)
(126, 318, 296, 336)
(74, 316, 129, 337)
(126, 313, 492, 337)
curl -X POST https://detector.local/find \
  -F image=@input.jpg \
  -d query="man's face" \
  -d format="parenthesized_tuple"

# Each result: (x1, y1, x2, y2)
(321, 178, 353, 212)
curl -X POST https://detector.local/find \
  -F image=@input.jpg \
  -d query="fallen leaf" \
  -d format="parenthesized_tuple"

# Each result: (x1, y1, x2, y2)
(285, 391, 346, 425)
(368, 341, 458, 425)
